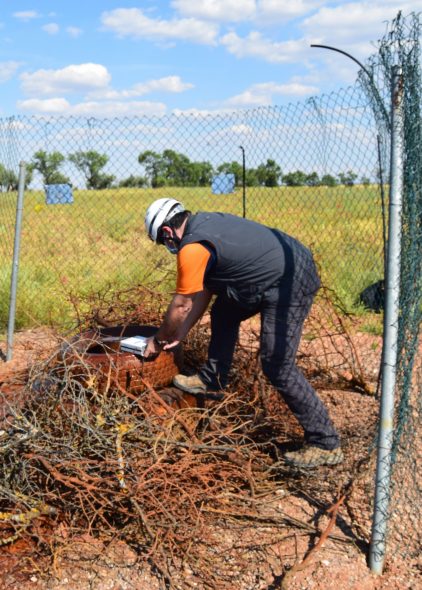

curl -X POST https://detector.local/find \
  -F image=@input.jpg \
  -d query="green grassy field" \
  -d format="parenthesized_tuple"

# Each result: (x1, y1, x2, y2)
(0, 184, 385, 330)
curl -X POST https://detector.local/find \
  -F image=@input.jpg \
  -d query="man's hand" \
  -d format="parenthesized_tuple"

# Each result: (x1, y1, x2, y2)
(162, 339, 180, 351)
(144, 290, 212, 357)
(143, 335, 162, 358)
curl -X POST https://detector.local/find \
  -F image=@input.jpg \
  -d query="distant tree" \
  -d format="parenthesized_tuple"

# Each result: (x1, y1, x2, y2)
(69, 150, 115, 189)
(137, 151, 283, 188)
(189, 161, 213, 186)
(215, 164, 260, 187)
(139, 149, 212, 187)
(245, 168, 260, 186)
(153, 176, 167, 188)
(160, 149, 190, 186)
(118, 175, 148, 188)
(305, 171, 320, 186)
(283, 170, 307, 186)
(31, 150, 70, 185)
(338, 170, 358, 186)
(0, 164, 18, 191)
(138, 150, 165, 187)
(361, 176, 371, 186)
(256, 159, 282, 187)
(30, 150, 70, 184)
(0, 164, 34, 191)
(320, 174, 338, 187)
(24, 164, 34, 189)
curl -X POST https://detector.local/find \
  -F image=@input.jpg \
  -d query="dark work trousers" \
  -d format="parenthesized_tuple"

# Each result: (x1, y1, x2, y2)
(199, 253, 340, 451)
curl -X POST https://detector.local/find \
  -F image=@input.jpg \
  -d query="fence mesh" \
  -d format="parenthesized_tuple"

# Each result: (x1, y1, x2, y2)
(361, 11, 422, 562)
(1, 83, 384, 328)
(0, 9, 420, 582)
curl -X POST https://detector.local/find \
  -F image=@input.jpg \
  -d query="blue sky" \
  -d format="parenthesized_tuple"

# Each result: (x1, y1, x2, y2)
(0, 1, 419, 117)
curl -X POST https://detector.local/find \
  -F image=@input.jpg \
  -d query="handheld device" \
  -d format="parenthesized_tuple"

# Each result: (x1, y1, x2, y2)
(120, 335, 149, 356)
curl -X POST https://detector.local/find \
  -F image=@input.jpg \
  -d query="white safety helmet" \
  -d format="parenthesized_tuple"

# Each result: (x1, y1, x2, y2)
(144, 198, 185, 242)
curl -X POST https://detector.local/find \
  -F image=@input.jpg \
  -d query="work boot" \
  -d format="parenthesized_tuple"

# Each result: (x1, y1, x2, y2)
(173, 373, 207, 394)
(173, 374, 224, 400)
(284, 445, 344, 468)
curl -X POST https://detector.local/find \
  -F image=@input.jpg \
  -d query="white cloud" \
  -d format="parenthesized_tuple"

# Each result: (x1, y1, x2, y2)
(42, 23, 59, 35)
(133, 75, 193, 95)
(256, 0, 325, 23)
(88, 76, 194, 100)
(0, 61, 22, 83)
(20, 63, 111, 96)
(17, 97, 70, 114)
(101, 8, 218, 45)
(302, 1, 417, 59)
(230, 123, 253, 134)
(172, 0, 324, 23)
(72, 101, 167, 117)
(172, 108, 229, 117)
(17, 98, 167, 117)
(13, 11, 40, 21)
(226, 81, 319, 106)
(228, 89, 273, 107)
(0, 119, 31, 132)
(66, 26, 83, 38)
(171, 107, 256, 117)
(171, 0, 256, 22)
(220, 31, 310, 63)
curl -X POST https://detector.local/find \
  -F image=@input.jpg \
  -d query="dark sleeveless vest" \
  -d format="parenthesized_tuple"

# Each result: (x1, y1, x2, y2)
(180, 212, 305, 308)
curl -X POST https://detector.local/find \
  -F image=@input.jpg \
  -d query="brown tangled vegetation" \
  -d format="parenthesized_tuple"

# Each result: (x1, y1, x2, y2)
(0, 285, 419, 590)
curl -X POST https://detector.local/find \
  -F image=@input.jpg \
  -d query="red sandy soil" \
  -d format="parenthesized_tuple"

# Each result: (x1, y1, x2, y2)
(0, 327, 420, 590)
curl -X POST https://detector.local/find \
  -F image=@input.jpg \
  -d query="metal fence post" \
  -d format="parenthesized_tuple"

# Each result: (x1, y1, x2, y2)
(369, 66, 404, 574)
(6, 161, 27, 362)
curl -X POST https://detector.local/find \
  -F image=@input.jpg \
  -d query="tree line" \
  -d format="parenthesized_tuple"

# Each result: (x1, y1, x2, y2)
(0, 149, 370, 192)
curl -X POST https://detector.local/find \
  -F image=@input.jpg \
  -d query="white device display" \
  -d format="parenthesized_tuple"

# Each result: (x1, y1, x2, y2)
(120, 335, 149, 356)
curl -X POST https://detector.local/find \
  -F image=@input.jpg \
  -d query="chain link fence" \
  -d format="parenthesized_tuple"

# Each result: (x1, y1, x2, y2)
(1, 83, 385, 328)
(363, 11, 422, 568)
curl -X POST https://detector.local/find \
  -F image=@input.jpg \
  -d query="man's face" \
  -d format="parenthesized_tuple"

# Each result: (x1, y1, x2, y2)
(160, 226, 179, 254)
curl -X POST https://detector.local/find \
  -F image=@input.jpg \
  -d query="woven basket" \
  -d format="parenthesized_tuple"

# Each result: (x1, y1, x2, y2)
(62, 325, 183, 393)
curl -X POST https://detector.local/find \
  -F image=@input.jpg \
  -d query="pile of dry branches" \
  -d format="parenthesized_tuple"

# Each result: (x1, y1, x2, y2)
(0, 285, 379, 588)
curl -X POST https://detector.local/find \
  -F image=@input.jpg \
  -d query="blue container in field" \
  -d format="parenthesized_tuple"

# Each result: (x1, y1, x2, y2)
(211, 173, 235, 195)
(45, 184, 73, 205)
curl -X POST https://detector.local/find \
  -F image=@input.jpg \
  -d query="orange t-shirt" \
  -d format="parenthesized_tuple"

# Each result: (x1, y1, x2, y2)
(176, 243, 211, 294)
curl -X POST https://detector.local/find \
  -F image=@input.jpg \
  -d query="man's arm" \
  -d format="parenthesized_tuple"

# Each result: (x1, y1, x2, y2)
(144, 288, 212, 357)
(164, 288, 212, 345)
